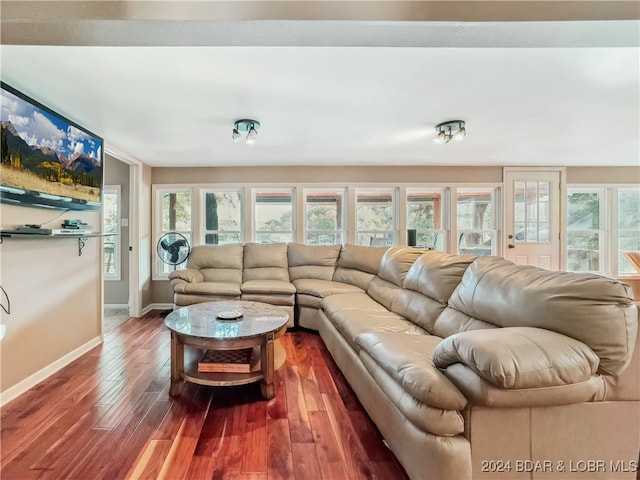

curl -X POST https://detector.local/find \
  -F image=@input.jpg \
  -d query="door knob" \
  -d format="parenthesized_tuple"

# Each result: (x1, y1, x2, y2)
(507, 234, 514, 239)
(508, 244, 515, 249)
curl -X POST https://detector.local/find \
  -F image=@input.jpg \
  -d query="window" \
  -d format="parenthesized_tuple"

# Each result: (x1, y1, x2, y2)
(103, 185, 120, 280)
(304, 188, 346, 245)
(202, 189, 243, 245)
(254, 188, 295, 243)
(618, 188, 640, 276)
(356, 187, 398, 246)
(406, 188, 447, 250)
(456, 187, 498, 256)
(567, 189, 605, 273)
(157, 188, 192, 276)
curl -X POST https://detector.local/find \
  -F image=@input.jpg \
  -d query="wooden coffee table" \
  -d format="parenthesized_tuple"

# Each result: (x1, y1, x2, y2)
(164, 300, 289, 399)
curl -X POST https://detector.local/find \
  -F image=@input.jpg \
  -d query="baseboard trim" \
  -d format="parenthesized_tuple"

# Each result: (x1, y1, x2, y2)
(141, 303, 174, 316)
(0, 336, 103, 407)
(104, 304, 129, 310)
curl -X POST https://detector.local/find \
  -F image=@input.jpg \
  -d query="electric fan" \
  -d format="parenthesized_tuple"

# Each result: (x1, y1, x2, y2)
(157, 232, 191, 270)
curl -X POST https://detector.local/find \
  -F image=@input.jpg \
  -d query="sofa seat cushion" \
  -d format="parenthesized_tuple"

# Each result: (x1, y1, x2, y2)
(241, 279, 296, 295)
(330, 310, 424, 350)
(359, 350, 465, 436)
(320, 292, 387, 317)
(297, 293, 323, 309)
(321, 292, 425, 347)
(294, 278, 363, 298)
(241, 293, 295, 306)
(433, 327, 600, 389)
(356, 332, 467, 411)
(173, 281, 241, 297)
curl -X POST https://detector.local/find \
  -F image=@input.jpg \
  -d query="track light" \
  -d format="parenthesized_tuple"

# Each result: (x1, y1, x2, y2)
(434, 120, 466, 144)
(246, 125, 258, 144)
(233, 119, 260, 144)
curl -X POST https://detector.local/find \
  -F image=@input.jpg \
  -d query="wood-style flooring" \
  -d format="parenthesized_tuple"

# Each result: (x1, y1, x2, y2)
(1, 311, 409, 480)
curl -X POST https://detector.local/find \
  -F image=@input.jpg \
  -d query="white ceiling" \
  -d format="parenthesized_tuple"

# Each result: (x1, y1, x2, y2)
(1, 2, 639, 168)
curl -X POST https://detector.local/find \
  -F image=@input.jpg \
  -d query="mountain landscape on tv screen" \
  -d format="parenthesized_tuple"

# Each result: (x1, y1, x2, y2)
(0, 86, 102, 204)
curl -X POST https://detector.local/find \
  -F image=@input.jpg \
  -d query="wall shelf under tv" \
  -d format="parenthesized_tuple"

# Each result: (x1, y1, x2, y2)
(0, 231, 115, 256)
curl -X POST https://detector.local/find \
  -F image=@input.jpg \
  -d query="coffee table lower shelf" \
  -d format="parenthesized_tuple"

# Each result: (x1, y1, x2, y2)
(171, 340, 286, 398)
(182, 345, 265, 387)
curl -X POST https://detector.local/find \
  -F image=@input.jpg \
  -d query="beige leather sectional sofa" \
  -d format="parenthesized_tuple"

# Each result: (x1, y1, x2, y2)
(169, 242, 639, 480)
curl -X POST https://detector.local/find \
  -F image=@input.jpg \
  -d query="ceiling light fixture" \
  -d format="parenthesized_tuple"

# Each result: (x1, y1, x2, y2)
(434, 120, 466, 144)
(233, 119, 260, 144)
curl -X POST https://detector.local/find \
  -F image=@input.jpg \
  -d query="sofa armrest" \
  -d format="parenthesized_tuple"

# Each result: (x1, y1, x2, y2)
(168, 268, 205, 285)
(433, 327, 600, 389)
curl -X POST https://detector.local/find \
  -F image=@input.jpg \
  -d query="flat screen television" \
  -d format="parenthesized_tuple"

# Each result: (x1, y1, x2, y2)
(0, 82, 103, 211)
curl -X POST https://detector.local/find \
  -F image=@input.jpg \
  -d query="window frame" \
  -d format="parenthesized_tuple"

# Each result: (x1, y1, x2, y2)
(201, 187, 244, 245)
(566, 187, 607, 274)
(252, 187, 297, 243)
(355, 186, 399, 247)
(405, 187, 449, 250)
(303, 187, 347, 245)
(615, 186, 640, 277)
(454, 186, 500, 256)
(103, 184, 121, 281)
(566, 184, 640, 278)
(153, 186, 194, 280)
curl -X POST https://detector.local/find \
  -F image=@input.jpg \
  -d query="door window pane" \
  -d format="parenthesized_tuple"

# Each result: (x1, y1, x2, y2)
(356, 188, 397, 246)
(304, 188, 345, 245)
(254, 188, 295, 243)
(513, 181, 551, 243)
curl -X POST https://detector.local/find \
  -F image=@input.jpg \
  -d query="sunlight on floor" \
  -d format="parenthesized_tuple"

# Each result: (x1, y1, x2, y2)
(103, 308, 130, 332)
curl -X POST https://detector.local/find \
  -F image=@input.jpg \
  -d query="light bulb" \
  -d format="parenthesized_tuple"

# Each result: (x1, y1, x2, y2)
(232, 128, 241, 143)
(455, 126, 466, 141)
(246, 125, 258, 144)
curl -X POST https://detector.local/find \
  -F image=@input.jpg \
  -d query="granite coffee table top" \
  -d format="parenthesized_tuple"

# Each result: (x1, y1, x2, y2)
(164, 300, 289, 341)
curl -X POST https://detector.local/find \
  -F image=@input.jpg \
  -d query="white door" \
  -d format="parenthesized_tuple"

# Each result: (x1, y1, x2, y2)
(504, 169, 563, 270)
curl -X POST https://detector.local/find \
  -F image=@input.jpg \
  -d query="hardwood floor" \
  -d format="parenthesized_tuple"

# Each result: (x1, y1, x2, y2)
(1, 311, 409, 480)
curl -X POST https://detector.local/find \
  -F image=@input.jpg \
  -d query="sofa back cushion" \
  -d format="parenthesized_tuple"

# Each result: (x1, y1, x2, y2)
(186, 244, 244, 283)
(333, 244, 388, 289)
(392, 251, 476, 333)
(368, 246, 426, 310)
(440, 256, 638, 376)
(243, 242, 290, 282)
(288, 243, 341, 281)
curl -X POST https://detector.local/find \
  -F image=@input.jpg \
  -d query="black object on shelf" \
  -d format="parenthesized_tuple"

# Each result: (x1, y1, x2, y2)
(407, 229, 417, 247)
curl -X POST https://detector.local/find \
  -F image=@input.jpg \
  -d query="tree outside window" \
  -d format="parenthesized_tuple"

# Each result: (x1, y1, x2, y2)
(305, 188, 346, 245)
(158, 190, 192, 275)
(356, 188, 397, 246)
(407, 188, 446, 250)
(254, 188, 295, 243)
(203, 190, 243, 245)
(567, 189, 603, 273)
(618, 188, 640, 275)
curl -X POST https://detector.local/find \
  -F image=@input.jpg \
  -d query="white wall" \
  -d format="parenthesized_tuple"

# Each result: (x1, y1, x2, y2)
(0, 204, 102, 399)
